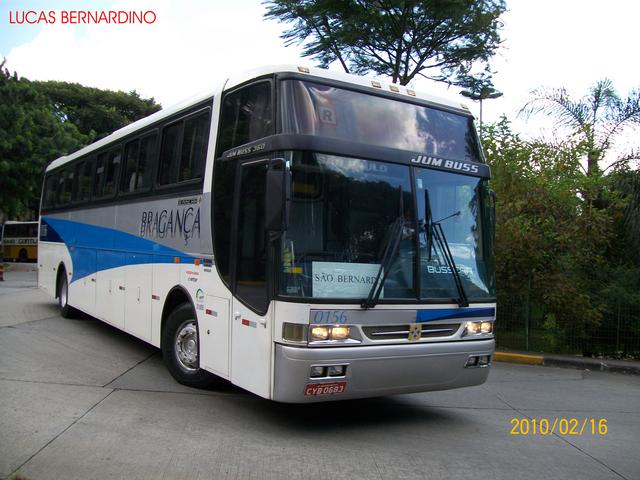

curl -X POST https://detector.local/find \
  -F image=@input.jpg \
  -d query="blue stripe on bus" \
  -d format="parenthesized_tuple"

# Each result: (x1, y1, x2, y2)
(42, 217, 196, 281)
(416, 307, 495, 322)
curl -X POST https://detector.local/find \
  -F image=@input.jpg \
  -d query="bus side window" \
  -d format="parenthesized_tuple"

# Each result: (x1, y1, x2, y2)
(95, 153, 107, 198)
(77, 157, 94, 202)
(56, 171, 66, 206)
(158, 122, 181, 186)
(103, 147, 121, 197)
(217, 82, 272, 157)
(43, 173, 57, 209)
(122, 133, 156, 193)
(137, 133, 156, 191)
(72, 161, 84, 202)
(178, 111, 209, 182)
(122, 139, 140, 193)
(60, 168, 74, 205)
(95, 147, 121, 199)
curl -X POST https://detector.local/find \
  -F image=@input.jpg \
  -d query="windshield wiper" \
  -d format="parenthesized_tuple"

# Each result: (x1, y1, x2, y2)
(361, 215, 404, 309)
(362, 186, 405, 309)
(424, 190, 469, 308)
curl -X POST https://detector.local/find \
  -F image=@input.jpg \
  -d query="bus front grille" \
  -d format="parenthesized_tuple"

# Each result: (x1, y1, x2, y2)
(362, 323, 460, 341)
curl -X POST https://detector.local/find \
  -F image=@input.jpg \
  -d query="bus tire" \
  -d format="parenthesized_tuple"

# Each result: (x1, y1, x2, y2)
(161, 303, 216, 389)
(57, 268, 79, 318)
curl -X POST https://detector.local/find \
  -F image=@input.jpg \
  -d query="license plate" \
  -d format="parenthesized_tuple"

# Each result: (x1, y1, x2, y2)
(304, 381, 347, 397)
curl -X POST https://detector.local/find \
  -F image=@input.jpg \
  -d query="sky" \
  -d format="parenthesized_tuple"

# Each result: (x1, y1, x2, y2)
(2, 0, 639, 144)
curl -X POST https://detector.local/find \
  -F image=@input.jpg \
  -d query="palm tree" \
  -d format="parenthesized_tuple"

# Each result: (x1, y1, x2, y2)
(459, 72, 502, 135)
(520, 79, 640, 178)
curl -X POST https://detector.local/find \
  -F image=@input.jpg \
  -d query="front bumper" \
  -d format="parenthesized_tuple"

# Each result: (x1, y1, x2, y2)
(273, 338, 495, 403)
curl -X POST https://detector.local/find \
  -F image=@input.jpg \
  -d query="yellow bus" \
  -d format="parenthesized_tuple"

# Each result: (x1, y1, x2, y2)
(1, 221, 38, 262)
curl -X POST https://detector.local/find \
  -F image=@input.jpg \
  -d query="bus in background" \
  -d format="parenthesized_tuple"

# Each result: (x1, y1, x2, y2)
(2, 221, 38, 262)
(39, 65, 496, 403)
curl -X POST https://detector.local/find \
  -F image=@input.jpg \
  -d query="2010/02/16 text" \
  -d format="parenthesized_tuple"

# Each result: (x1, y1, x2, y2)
(510, 418, 608, 436)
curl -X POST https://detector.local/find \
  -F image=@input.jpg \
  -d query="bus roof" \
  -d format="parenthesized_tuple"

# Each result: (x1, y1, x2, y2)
(46, 64, 473, 172)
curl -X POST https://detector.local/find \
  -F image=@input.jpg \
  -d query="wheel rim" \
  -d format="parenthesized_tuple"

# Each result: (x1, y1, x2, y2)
(174, 320, 198, 373)
(60, 278, 68, 308)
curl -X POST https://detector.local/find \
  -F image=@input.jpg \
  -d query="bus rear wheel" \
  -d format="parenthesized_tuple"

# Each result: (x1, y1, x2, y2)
(57, 269, 79, 318)
(161, 303, 216, 389)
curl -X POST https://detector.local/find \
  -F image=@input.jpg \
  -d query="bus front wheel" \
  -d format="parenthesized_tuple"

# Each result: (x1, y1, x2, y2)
(161, 303, 216, 389)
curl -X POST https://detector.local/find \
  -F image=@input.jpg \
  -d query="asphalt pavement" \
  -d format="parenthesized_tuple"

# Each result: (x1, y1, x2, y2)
(1, 267, 639, 480)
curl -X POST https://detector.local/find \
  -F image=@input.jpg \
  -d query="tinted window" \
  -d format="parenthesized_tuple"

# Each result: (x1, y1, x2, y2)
(213, 158, 236, 286)
(179, 112, 209, 182)
(103, 148, 121, 197)
(278, 152, 415, 300)
(218, 82, 272, 156)
(43, 173, 57, 209)
(122, 133, 156, 193)
(122, 139, 140, 192)
(2, 223, 37, 237)
(95, 147, 121, 199)
(94, 153, 107, 197)
(280, 80, 481, 163)
(55, 172, 66, 205)
(158, 122, 181, 186)
(235, 161, 269, 313)
(76, 158, 94, 202)
(60, 168, 74, 205)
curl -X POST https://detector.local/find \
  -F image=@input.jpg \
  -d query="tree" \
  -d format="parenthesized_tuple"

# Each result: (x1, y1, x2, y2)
(520, 79, 640, 178)
(32, 81, 161, 140)
(264, 0, 506, 86)
(0, 62, 87, 220)
(0, 63, 162, 220)
(482, 117, 614, 351)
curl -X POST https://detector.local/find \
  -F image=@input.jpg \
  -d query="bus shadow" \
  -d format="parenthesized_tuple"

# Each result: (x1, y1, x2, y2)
(243, 394, 459, 432)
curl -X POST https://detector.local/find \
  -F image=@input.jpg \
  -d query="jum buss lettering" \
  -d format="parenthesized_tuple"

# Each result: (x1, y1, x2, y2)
(140, 207, 200, 245)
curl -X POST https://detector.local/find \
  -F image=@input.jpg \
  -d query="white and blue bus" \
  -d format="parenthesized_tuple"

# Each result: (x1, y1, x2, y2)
(39, 65, 496, 402)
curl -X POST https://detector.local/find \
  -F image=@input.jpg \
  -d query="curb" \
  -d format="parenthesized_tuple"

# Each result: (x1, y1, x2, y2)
(494, 352, 544, 366)
(494, 351, 640, 375)
(543, 356, 640, 375)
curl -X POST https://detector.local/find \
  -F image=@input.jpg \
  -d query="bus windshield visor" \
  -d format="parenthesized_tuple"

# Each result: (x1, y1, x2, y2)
(278, 153, 495, 302)
(280, 80, 480, 163)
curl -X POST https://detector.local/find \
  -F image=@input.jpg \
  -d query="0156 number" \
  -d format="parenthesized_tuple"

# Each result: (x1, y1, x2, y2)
(312, 310, 348, 324)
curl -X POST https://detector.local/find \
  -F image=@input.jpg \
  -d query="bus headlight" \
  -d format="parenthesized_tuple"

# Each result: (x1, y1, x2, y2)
(311, 325, 351, 341)
(283, 323, 361, 345)
(308, 325, 359, 344)
(310, 326, 331, 341)
(330, 326, 350, 340)
(464, 321, 493, 336)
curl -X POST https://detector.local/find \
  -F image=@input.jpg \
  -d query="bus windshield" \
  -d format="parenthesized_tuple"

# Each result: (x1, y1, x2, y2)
(278, 152, 495, 302)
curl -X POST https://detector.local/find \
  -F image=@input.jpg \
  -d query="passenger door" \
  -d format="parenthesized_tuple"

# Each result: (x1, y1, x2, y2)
(230, 159, 272, 399)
